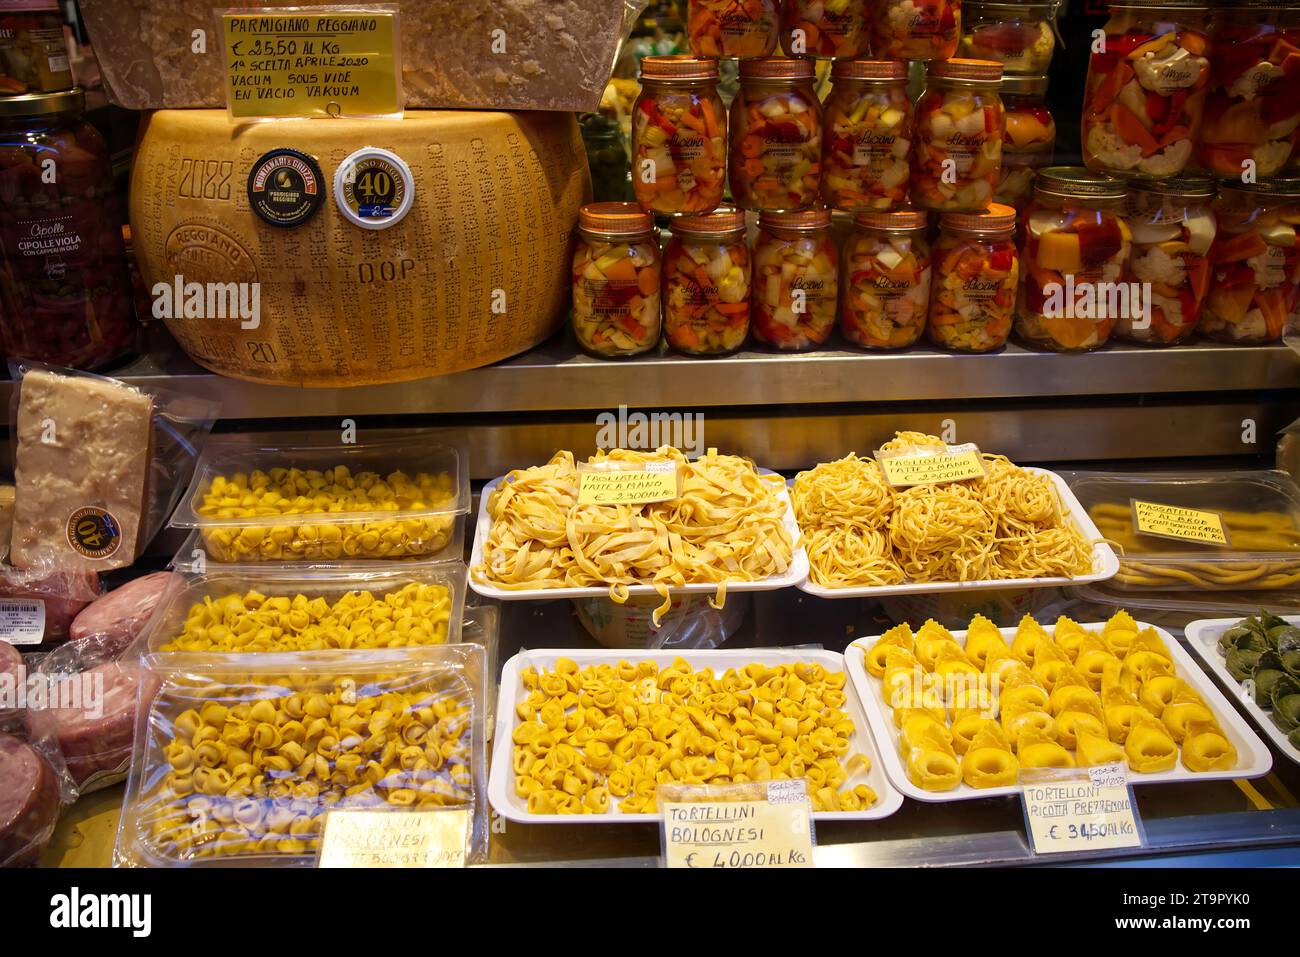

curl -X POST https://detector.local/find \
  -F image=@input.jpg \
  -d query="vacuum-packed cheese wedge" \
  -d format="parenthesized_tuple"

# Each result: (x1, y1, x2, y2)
(10, 371, 152, 573)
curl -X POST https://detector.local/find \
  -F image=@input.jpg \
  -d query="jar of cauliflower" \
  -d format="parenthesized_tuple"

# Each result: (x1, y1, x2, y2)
(873, 0, 961, 61)
(841, 209, 932, 349)
(913, 58, 1004, 213)
(571, 203, 663, 358)
(996, 74, 1055, 211)
(959, 1, 1058, 76)
(820, 59, 913, 213)
(662, 207, 752, 355)
(928, 204, 1019, 352)
(752, 206, 838, 350)
(730, 57, 823, 212)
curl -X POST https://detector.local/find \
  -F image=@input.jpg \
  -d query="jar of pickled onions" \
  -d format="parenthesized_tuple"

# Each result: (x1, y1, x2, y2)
(1118, 176, 1216, 345)
(913, 58, 1004, 213)
(730, 58, 823, 212)
(632, 56, 727, 215)
(571, 204, 663, 358)
(1200, 178, 1300, 345)
(820, 59, 913, 213)
(928, 203, 1019, 352)
(779, 0, 869, 58)
(996, 74, 1055, 211)
(959, 1, 1058, 76)
(873, 0, 961, 61)
(663, 207, 752, 356)
(841, 209, 932, 349)
(751, 206, 838, 350)
(688, 0, 779, 59)
(1017, 168, 1133, 352)
(1082, 1, 1210, 179)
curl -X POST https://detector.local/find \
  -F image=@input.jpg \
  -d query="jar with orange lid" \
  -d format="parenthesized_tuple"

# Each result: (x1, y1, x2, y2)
(688, 0, 779, 58)
(820, 60, 913, 212)
(571, 203, 663, 358)
(873, 0, 961, 61)
(779, 0, 869, 58)
(928, 204, 1019, 352)
(959, 1, 1058, 76)
(840, 209, 932, 349)
(632, 56, 727, 215)
(1017, 168, 1133, 352)
(996, 75, 1055, 211)
(1200, 178, 1300, 345)
(912, 58, 1005, 213)
(751, 206, 838, 350)
(730, 57, 822, 212)
(663, 207, 752, 355)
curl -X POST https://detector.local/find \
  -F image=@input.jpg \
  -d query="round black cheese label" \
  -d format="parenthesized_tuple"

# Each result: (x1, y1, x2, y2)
(247, 148, 325, 228)
(67, 506, 122, 560)
(334, 147, 414, 229)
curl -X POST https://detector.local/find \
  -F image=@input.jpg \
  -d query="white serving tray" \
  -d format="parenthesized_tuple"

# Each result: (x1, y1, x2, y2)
(844, 621, 1272, 804)
(489, 648, 903, 824)
(792, 468, 1120, 599)
(1184, 615, 1300, 768)
(469, 469, 809, 602)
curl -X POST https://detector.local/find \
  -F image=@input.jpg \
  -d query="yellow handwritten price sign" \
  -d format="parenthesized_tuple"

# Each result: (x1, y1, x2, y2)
(220, 5, 402, 118)
(659, 780, 815, 869)
(1131, 500, 1229, 547)
(1021, 765, 1144, 855)
(317, 808, 468, 868)
(577, 461, 680, 506)
(875, 443, 987, 489)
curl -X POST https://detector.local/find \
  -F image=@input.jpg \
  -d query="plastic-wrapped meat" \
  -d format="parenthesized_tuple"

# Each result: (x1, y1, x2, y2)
(0, 732, 60, 867)
(0, 567, 102, 647)
(0, 640, 22, 722)
(70, 571, 178, 655)
(44, 657, 155, 792)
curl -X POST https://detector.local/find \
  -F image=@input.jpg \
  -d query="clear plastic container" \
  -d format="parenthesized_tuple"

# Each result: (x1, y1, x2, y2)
(820, 59, 913, 213)
(631, 56, 726, 215)
(959, 1, 1059, 75)
(1066, 469, 1300, 591)
(729, 57, 822, 213)
(751, 206, 838, 350)
(840, 209, 932, 349)
(170, 437, 470, 566)
(912, 58, 1005, 213)
(571, 203, 662, 358)
(1068, 580, 1300, 631)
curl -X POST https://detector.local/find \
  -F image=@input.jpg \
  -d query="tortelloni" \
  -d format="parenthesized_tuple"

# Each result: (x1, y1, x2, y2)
(159, 583, 453, 652)
(511, 658, 878, 816)
(139, 669, 476, 862)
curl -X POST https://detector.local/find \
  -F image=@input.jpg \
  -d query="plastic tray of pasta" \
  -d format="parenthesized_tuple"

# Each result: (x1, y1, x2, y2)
(141, 567, 467, 654)
(1183, 614, 1300, 767)
(489, 648, 903, 823)
(844, 612, 1271, 804)
(113, 646, 489, 867)
(469, 449, 809, 619)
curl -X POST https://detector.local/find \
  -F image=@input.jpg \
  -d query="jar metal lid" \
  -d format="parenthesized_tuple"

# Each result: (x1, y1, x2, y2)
(965, 0, 1060, 12)
(579, 202, 655, 235)
(760, 207, 833, 231)
(854, 209, 928, 231)
(1110, 0, 1209, 8)
(941, 203, 1018, 233)
(831, 59, 908, 82)
(1001, 75, 1050, 97)
(1035, 166, 1127, 200)
(671, 206, 747, 235)
(1219, 176, 1300, 198)
(1129, 174, 1216, 198)
(641, 55, 720, 82)
(0, 87, 84, 119)
(740, 58, 816, 80)
(928, 58, 1003, 83)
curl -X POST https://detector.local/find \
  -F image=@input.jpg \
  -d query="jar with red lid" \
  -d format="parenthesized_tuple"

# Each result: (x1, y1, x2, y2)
(752, 206, 837, 350)
(820, 59, 913, 212)
(688, 0, 779, 59)
(873, 0, 961, 61)
(841, 209, 932, 349)
(959, 1, 1058, 76)
(571, 203, 662, 358)
(1200, 178, 1300, 344)
(632, 56, 727, 215)
(913, 58, 1004, 213)
(928, 203, 1018, 352)
(730, 57, 822, 212)
(779, 0, 869, 59)
(0, 89, 137, 369)
(663, 207, 752, 355)
(0, 0, 72, 95)
(1017, 168, 1133, 352)
(996, 74, 1055, 211)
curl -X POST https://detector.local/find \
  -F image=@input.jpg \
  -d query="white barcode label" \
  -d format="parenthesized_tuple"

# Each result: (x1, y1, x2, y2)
(0, 599, 45, 645)
(48, 54, 70, 73)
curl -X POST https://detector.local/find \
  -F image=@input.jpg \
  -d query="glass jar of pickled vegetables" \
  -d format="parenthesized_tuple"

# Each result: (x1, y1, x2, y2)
(779, 0, 869, 58)
(959, 2, 1058, 76)
(752, 206, 837, 350)
(0, 89, 137, 370)
(632, 56, 726, 215)
(1017, 168, 1133, 352)
(929, 203, 1019, 352)
(1082, 1, 1210, 179)
(873, 0, 962, 61)
(1200, 178, 1300, 344)
(663, 206, 752, 355)
(1197, 1, 1300, 178)
(571, 203, 663, 358)
(996, 75, 1055, 211)
(820, 59, 913, 213)
(730, 58, 822, 212)
(1118, 176, 1216, 345)
(841, 209, 932, 349)
(688, 0, 779, 59)
(913, 58, 1004, 213)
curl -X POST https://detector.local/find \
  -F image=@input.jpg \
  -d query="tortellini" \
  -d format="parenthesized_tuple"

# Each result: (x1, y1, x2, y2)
(511, 658, 877, 815)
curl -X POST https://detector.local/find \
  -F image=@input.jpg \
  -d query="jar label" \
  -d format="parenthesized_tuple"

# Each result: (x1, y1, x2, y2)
(852, 129, 899, 167)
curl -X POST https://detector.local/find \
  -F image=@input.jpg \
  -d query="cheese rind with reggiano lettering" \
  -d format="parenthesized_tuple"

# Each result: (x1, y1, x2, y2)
(129, 109, 590, 387)
(10, 371, 153, 573)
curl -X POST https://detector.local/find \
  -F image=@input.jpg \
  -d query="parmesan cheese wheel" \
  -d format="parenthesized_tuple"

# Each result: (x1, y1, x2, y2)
(130, 109, 590, 387)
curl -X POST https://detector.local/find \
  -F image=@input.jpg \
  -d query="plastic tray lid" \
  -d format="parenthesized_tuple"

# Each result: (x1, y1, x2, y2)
(169, 434, 471, 530)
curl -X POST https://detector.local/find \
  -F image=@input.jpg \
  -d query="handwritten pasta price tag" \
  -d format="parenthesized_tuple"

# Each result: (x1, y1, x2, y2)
(577, 460, 680, 507)
(1020, 765, 1144, 856)
(874, 443, 987, 489)
(317, 808, 469, 868)
(659, 780, 815, 869)
(1130, 500, 1229, 547)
